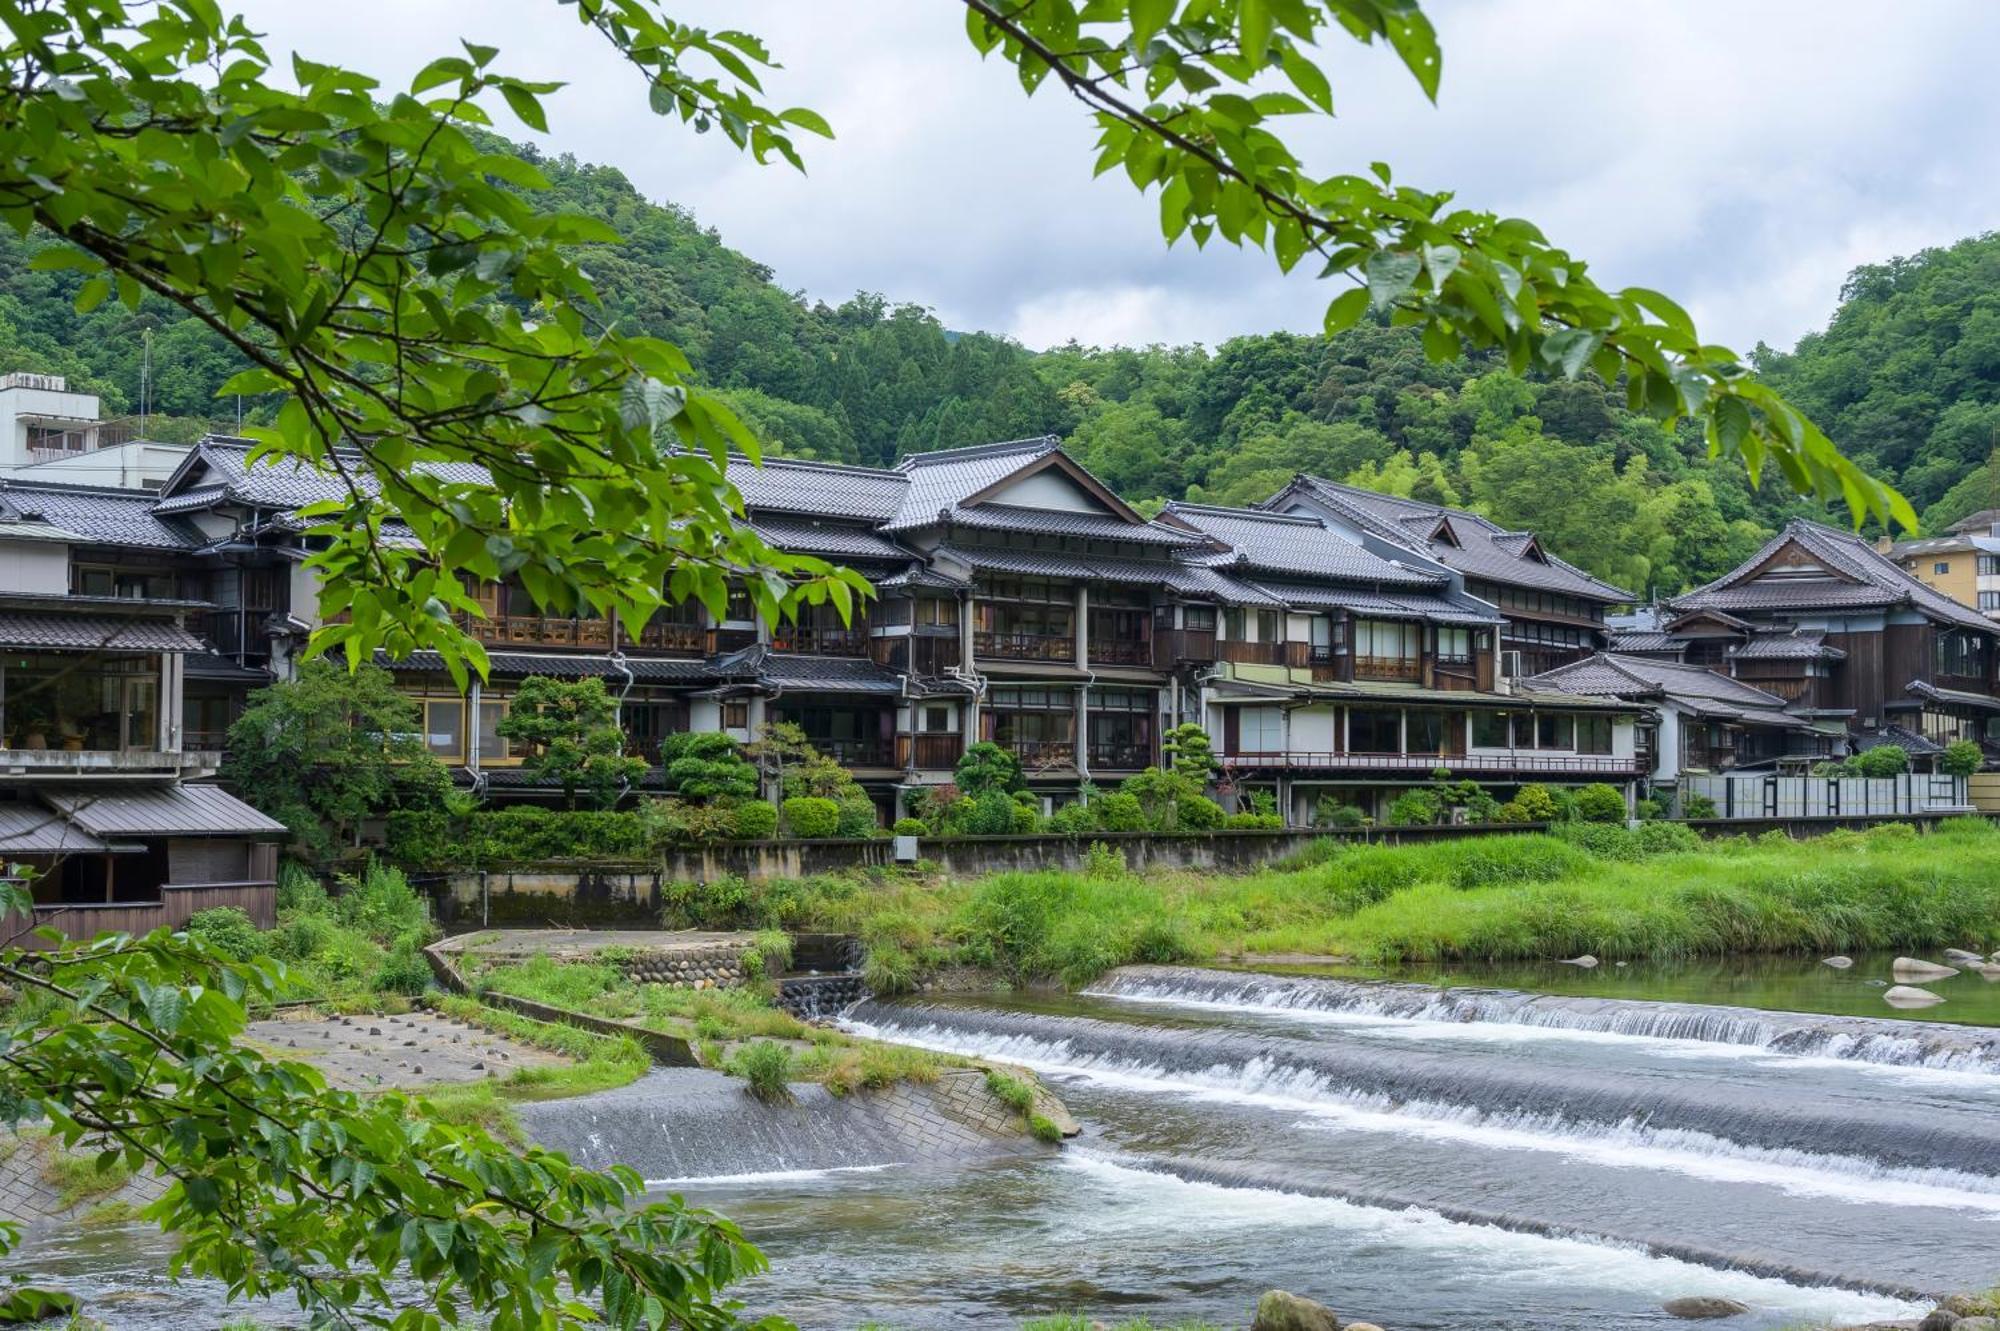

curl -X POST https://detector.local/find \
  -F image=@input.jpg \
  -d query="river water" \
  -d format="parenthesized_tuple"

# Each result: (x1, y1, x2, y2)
(10, 964, 1999, 1329)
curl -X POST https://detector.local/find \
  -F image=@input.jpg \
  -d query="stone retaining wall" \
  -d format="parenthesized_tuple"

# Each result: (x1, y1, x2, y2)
(609, 940, 748, 990)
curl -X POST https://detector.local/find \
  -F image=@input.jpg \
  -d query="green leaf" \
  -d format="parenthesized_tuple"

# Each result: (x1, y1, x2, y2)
(1323, 286, 1371, 335)
(500, 84, 548, 133)
(778, 107, 833, 138)
(1130, 0, 1176, 48)
(1364, 249, 1421, 311)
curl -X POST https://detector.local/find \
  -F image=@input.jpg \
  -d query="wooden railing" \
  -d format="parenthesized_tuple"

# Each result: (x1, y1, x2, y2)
(1011, 739, 1077, 769)
(1087, 636, 1153, 667)
(812, 737, 894, 768)
(1087, 740, 1153, 770)
(769, 626, 869, 657)
(1218, 639, 1286, 666)
(1155, 628, 1217, 663)
(1352, 655, 1423, 682)
(1220, 750, 1640, 775)
(897, 733, 963, 769)
(975, 631, 1075, 662)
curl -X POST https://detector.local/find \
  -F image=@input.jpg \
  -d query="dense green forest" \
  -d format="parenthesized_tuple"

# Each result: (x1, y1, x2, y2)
(4, 136, 1998, 596)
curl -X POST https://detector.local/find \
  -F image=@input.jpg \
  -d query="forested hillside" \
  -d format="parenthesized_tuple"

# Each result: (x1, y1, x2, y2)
(5, 134, 1998, 596)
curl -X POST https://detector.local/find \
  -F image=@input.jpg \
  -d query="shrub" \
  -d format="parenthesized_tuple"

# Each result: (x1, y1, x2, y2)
(1682, 793, 1718, 820)
(272, 912, 333, 962)
(835, 794, 879, 838)
(333, 859, 431, 944)
(731, 800, 779, 840)
(966, 788, 1019, 835)
(1850, 744, 1910, 778)
(467, 806, 651, 862)
(659, 874, 754, 929)
(1499, 783, 1559, 823)
(372, 941, 434, 995)
(1314, 796, 1366, 829)
(1095, 791, 1147, 832)
(1634, 796, 1666, 821)
(277, 861, 329, 914)
(185, 907, 262, 961)
(783, 796, 841, 838)
(1634, 821, 1702, 855)
(1942, 739, 1984, 778)
(1448, 836, 1589, 890)
(1083, 840, 1125, 877)
(1552, 820, 1641, 861)
(660, 731, 760, 800)
(955, 741, 1024, 796)
(891, 817, 928, 837)
(1574, 783, 1628, 823)
(1175, 795, 1225, 831)
(1046, 801, 1098, 836)
(1386, 789, 1442, 826)
(1224, 812, 1262, 829)
(729, 1040, 795, 1101)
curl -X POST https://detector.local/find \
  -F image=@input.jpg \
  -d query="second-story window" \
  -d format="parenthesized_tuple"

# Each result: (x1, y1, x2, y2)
(1354, 619, 1420, 662)
(1436, 626, 1472, 664)
(1937, 629, 1989, 679)
(1577, 714, 1614, 755)
(1472, 710, 1509, 748)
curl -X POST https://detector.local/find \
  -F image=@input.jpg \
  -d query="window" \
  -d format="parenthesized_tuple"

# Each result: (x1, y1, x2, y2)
(1577, 714, 1613, 755)
(1936, 629, 1989, 679)
(722, 700, 749, 729)
(1349, 707, 1402, 754)
(1435, 626, 1472, 664)
(1239, 706, 1283, 754)
(1183, 605, 1216, 631)
(73, 565, 177, 600)
(922, 705, 953, 733)
(1981, 555, 2000, 577)
(725, 587, 753, 623)
(424, 700, 464, 759)
(1406, 711, 1447, 756)
(1936, 561, 1953, 576)
(1353, 619, 1420, 661)
(1472, 710, 1510, 748)
(1254, 610, 1282, 643)
(1536, 713, 1575, 750)
(1981, 592, 2000, 611)
(476, 701, 508, 760)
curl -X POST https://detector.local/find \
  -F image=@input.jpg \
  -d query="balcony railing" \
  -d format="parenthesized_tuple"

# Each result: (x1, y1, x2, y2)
(1217, 639, 1286, 666)
(769, 626, 869, 657)
(1352, 655, 1423, 683)
(1087, 637, 1153, 668)
(1155, 628, 1217, 663)
(1220, 750, 1640, 775)
(811, 737, 895, 768)
(183, 729, 230, 752)
(897, 733, 963, 769)
(1087, 740, 1153, 770)
(1009, 738, 1077, 769)
(975, 631, 1075, 663)
(632, 621, 708, 654)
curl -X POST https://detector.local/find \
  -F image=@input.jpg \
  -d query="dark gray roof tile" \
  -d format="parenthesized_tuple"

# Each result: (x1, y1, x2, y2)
(1167, 502, 1444, 587)
(0, 610, 206, 652)
(0, 480, 204, 550)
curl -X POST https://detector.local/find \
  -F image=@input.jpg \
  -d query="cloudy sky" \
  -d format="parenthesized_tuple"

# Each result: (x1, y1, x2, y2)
(238, 1, 2000, 354)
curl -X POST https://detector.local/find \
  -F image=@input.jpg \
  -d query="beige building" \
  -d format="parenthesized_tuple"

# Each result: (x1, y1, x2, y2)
(1886, 509, 2000, 623)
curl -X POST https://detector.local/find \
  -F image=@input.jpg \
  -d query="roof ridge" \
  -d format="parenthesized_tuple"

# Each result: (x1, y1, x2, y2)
(894, 435, 1059, 469)
(0, 477, 169, 501)
(1166, 500, 1327, 527)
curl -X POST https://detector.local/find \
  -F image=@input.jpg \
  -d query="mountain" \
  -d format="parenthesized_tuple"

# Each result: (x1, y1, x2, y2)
(6, 134, 1997, 593)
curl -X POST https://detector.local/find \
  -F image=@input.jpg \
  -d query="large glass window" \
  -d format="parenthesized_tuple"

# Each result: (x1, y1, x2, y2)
(1577, 714, 1613, 755)
(423, 699, 464, 759)
(1936, 630, 1989, 678)
(1354, 619, 1420, 660)
(1435, 626, 1472, 663)
(1537, 713, 1575, 750)
(1472, 710, 1509, 748)
(1406, 710, 1448, 756)
(2, 653, 162, 753)
(1238, 706, 1283, 753)
(477, 701, 508, 760)
(1349, 708, 1402, 754)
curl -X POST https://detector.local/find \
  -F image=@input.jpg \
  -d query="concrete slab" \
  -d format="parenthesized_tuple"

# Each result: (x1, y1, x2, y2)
(243, 1009, 566, 1091)
(436, 928, 753, 962)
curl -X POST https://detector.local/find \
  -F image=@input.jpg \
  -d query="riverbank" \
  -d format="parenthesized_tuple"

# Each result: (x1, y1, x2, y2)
(662, 818, 2000, 988)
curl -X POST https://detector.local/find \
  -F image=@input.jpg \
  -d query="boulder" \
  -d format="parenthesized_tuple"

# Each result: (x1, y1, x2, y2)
(1822, 956, 1855, 969)
(1942, 948, 1986, 966)
(1663, 1297, 1752, 1319)
(1557, 954, 1600, 969)
(1951, 1319, 1998, 1331)
(1884, 985, 1947, 1009)
(1940, 1295, 1996, 1318)
(1253, 1290, 1341, 1331)
(1346, 1324, 1385, 1331)
(1976, 965, 2000, 983)
(1891, 957, 1960, 983)
(1918, 1309, 1960, 1331)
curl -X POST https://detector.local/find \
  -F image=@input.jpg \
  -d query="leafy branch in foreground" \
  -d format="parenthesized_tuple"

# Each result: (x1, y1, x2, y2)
(958, 0, 1914, 532)
(0, 882, 777, 1330)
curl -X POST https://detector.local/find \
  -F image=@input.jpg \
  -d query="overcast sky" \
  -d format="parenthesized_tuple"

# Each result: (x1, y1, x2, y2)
(238, 1, 2000, 354)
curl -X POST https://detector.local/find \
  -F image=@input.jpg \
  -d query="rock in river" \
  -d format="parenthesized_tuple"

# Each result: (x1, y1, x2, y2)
(1252, 1290, 1341, 1331)
(1822, 955, 1855, 969)
(1556, 954, 1599, 968)
(1943, 948, 1985, 965)
(1891, 957, 1960, 983)
(1884, 985, 1947, 1009)
(1663, 1297, 1751, 1319)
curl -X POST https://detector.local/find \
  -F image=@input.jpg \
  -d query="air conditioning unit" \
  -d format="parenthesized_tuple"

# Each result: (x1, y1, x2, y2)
(1500, 650, 1523, 679)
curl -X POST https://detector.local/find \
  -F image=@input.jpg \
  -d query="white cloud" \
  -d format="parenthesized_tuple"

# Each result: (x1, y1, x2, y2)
(232, 0, 2000, 355)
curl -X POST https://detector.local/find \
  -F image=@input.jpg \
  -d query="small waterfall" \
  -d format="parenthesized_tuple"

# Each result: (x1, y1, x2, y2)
(845, 1000, 2000, 1190)
(1089, 965, 2000, 1073)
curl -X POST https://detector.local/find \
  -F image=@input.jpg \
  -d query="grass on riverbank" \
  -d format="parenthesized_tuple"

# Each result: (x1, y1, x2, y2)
(413, 996, 652, 1140)
(463, 952, 958, 1091)
(663, 819, 2000, 987)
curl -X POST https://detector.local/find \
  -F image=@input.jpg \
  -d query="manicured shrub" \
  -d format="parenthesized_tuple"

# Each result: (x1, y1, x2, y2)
(731, 800, 779, 840)
(1009, 797, 1043, 834)
(1314, 796, 1366, 829)
(1175, 795, 1226, 830)
(1499, 783, 1559, 823)
(1941, 739, 1984, 777)
(1095, 792, 1147, 832)
(955, 741, 1024, 796)
(659, 731, 759, 801)
(1046, 800, 1098, 835)
(1386, 789, 1442, 826)
(1682, 793, 1718, 819)
(185, 906, 261, 961)
(783, 796, 841, 838)
(1634, 821, 1702, 855)
(1448, 836, 1590, 890)
(1574, 783, 1628, 823)
(965, 788, 1019, 835)
(1850, 744, 1910, 778)
(891, 817, 928, 837)
(835, 794, 878, 838)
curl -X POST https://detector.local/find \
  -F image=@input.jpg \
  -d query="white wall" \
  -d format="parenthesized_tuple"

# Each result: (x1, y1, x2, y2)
(987, 469, 1103, 513)
(1290, 705, 1338, 751)
(18, 440, 191, 490)
(0, 382, 102, 468)
(0, 538, 69, 595)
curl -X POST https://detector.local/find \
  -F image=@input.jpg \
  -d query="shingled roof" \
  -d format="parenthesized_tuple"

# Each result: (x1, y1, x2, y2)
(1527, 652, 1801, 725)
(0, 479, 202, 550)
(724, 455, 907, 521)
(156, 436, 491, 514)
(1671, 519, 1998, 635)
(1269, 475, 1633, 603)
(1164, 502, 1444, 588)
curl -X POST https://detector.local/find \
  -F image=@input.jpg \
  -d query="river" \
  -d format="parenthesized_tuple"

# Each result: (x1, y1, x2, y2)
(10, 963, 1999, 1329)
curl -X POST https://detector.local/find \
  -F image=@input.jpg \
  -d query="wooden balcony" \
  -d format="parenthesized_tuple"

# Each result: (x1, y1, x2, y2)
(1011, 739, 1077, 770)
(897, 733, 963, 769)
(1155, 628, 1217, 664)
(1086, 740, 1154, 771)
(1353, 655, 1423, 683)
(975, 631, 1075, 663)
(458, 612, 710, 657)
(1218, 639, 1286, 666)
(1087, 636, 1154, 668)
(814, 737, 895, 768)
(769, 626, 869, 657)
(1220, 750, 1641, 776)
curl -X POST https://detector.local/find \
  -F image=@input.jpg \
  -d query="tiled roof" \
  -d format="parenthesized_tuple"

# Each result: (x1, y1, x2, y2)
(1730, 631, 1846, 661)
(1165, 502, 1443, 588)
(0, 480, 203, 550)
(1210, 675, 1638, 711)
(150, 484, 228, 515)
(1855, 724, 1945, 757)
(1672, 519, 1998, 635)
(1605, 630, 1680, 654)
(1274, 475, 1633, 603)
(888, 437, 1062, 530)
(45, 784, 288, 837)
(877, 563, 966, 591)
(748, 515, 912, 561)
(756, 652, 905, 694)
(725, 455, 907, 521)
(935, 543, 1278, 604)
(160, 437, 491, 514)
(1248, 580, 1502, 625)
(1906, 680, 2000, 713)
(377, 650, 717, 683)
(0, 611, 206, 653)
(1527, 652, 1797, 723)
(943, 503, 1201, 546)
